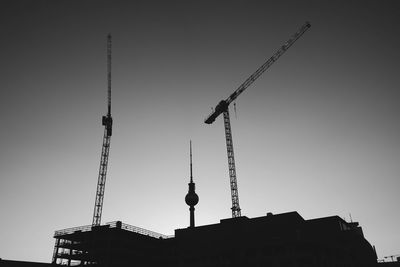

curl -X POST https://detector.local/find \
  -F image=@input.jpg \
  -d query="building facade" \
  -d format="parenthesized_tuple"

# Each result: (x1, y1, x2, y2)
(51, 211, 377, 267)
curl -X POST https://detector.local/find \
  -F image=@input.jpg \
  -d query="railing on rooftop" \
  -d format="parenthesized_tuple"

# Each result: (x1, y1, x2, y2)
(108, 221, 172, 239)
(54, 221, 173, 239)
(54, 224, 92, 237)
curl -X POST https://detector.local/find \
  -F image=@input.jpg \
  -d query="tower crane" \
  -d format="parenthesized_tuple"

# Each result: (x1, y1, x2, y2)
(204, 22, 311, 218)
(92, 34, 113, 227)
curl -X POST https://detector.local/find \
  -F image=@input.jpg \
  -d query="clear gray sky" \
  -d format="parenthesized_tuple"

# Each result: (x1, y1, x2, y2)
(1, 0, 399, 263)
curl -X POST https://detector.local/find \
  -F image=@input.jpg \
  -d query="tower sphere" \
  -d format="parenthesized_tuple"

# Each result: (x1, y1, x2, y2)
(185, 191, 199, 206)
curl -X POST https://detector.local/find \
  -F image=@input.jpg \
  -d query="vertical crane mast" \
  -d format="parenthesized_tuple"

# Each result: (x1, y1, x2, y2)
(92, 34, 113, 227)
(204, 22, 311, 218)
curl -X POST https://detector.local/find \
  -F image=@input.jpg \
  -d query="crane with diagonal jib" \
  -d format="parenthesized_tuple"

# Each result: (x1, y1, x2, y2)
(204, 22, 311, 218)
(92, 34, 113, 227)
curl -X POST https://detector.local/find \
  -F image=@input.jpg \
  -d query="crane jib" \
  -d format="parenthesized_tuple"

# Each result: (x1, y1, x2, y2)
(204, 21, 311, 125)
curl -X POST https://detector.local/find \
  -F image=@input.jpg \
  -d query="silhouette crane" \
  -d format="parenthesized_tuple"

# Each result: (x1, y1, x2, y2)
(92, 34, 113, 227)
(204, 22, 311, 218)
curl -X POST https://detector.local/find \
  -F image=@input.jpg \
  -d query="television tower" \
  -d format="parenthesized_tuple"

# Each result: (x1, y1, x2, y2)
(185, 141, 199, 228)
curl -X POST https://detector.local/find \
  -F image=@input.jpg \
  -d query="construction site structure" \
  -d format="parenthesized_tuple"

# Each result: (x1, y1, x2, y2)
(51, 212, 378, 266)
(204, 22, 311, 218)
(51, 221, 171, 265)
(92, 34, 113, 227)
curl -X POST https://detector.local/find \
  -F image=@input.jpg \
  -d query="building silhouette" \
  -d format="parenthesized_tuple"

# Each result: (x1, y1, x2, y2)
(50, 211, 378, 267)
(0, 144, 384, 267)
(0, 141, 385, 267)
(50, 143, 379, 266)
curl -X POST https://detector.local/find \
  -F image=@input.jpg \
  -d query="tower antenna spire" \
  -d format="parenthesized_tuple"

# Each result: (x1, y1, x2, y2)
(190, 140, 193, 183)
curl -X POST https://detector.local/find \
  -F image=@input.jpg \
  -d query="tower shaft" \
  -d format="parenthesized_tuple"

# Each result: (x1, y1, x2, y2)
(189, 206, 195, 228)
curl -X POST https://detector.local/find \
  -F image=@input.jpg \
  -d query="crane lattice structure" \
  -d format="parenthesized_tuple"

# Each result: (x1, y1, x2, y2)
(204, 22, 311, 218)
(92, 34, 113, 227)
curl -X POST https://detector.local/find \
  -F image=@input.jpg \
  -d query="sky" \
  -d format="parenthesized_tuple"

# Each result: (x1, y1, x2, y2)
(0, 0, 399, 263)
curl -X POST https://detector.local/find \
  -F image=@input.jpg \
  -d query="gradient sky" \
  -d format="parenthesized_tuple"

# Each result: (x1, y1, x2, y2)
(1, 0, 399, 263)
